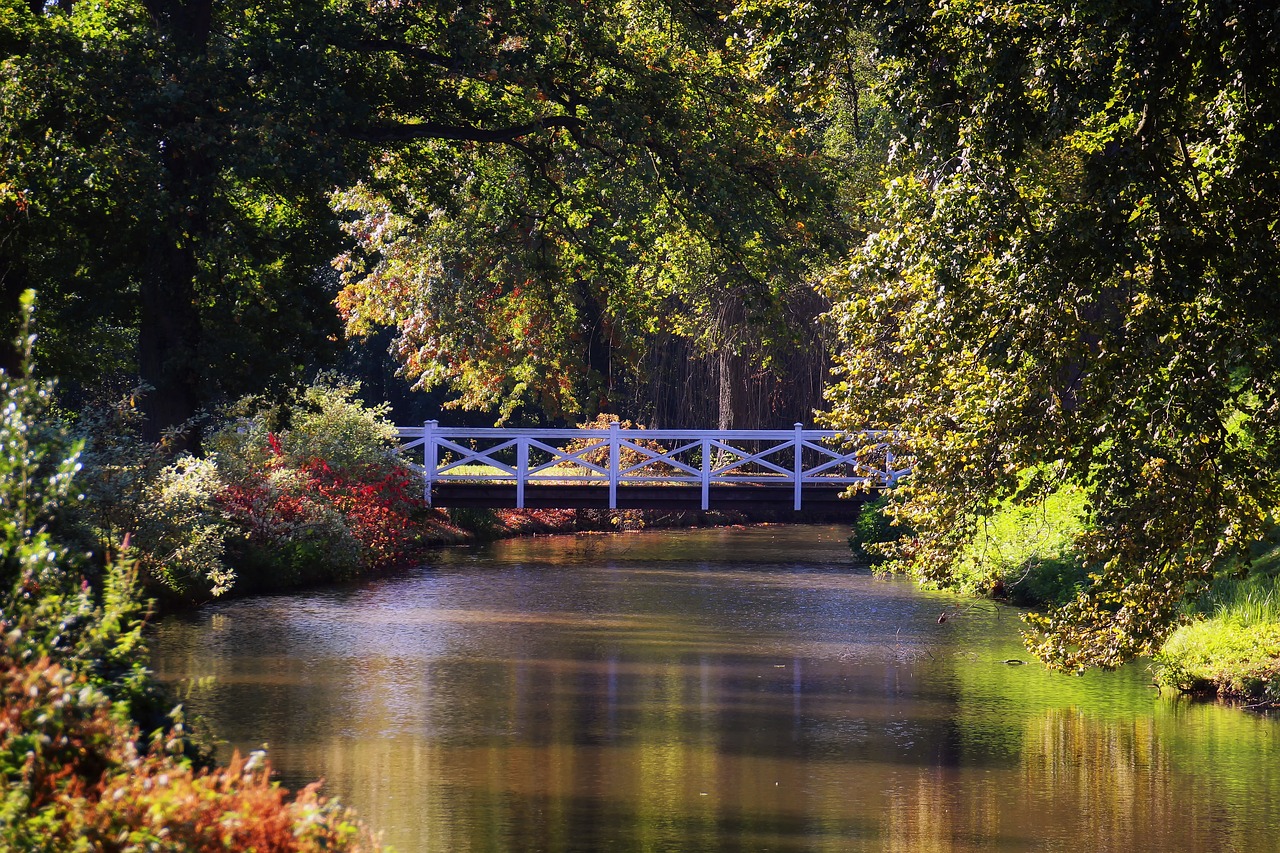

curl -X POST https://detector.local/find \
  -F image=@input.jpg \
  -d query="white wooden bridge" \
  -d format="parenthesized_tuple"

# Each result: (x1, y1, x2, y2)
(397, 422, 908, 512)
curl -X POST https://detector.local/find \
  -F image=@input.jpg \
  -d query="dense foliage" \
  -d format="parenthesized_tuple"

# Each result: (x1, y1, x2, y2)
(821, 0, 1280, 667)
(78, 376, 429, 601)
(333, 1, 857, 422)
(0, 0, 348, 435)
(0, 301, 382, 849)
(1, 0, 863, 434)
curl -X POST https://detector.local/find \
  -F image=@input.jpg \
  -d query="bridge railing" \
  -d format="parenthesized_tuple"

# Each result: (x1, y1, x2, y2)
(396, 422, 910, 511)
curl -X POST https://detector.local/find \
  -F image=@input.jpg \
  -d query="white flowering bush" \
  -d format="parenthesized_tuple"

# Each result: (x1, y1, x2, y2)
(283, 375, 400, 470)
(135, 456, 237, 598)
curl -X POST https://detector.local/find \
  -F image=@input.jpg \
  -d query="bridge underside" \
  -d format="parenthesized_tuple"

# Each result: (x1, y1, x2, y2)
(431, 483, 870, 516)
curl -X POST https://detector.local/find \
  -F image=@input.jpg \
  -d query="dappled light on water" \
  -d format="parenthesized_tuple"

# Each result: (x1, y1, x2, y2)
(154, 526, 1280, 852)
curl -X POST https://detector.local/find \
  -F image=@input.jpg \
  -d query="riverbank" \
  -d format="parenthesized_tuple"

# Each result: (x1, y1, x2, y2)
(854, 492, 1280, 708)
(1152, 537, 1280, 709)
(152, 503, 863, 610)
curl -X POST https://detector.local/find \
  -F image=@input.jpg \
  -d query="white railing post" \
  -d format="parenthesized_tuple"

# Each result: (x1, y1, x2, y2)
(608, 420, 620, 509)
(885, 449, 896, 488)
(516, 435, 528, 509)
(793, 423, 804, 511)
(424, 419, 437, 506)
(700, 436, 711, 511)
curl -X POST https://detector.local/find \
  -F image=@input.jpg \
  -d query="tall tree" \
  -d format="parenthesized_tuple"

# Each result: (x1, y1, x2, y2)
(819, 0, 1280, 667)
(3, 0, 864, 434)
(334, 0, 857, 423)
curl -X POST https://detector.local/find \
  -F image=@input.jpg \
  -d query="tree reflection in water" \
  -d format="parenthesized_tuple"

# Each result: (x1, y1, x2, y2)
(153, 526, 1280, 852)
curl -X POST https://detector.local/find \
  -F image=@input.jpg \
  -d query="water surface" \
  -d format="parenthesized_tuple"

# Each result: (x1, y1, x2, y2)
(152, 526, 1280, 852)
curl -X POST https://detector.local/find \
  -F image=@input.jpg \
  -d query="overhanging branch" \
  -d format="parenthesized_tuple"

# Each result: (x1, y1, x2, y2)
(349, 116, 585, 144)
(347, 39, 457, 69)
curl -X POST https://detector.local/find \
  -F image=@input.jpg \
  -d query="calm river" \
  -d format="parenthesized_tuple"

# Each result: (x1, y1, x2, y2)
(152, 525, 1280, 852)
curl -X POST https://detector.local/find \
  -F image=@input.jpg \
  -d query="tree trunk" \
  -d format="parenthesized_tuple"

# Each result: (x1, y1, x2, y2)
(0, 252, 29, 376)
(138, 231, 201, 445)
(136, 0, 214, 445)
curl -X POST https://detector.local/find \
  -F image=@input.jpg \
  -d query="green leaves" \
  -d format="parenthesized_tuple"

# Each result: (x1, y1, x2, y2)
(334, 0, 853, 421)
(823, 0, 1280, 668)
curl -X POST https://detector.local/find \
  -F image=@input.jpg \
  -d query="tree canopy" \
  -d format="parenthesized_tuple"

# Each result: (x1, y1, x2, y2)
(822, 0, 1280, 667)
(332, 0, 859, 423)
(2, 0, 861, 433)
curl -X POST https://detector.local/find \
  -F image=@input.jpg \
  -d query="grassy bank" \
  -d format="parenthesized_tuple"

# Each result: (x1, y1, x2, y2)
(852, 485, 1092, 609)
(856, 482, 1280, 707)
(1153, 538, 1280, 707)
(854, 484, 1280, 707)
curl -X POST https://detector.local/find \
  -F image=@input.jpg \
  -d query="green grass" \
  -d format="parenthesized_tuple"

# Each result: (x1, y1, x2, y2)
(847, 481, 1091, 607)
(951, 484, 1091, 607)
(1155, 535, 1280, 704)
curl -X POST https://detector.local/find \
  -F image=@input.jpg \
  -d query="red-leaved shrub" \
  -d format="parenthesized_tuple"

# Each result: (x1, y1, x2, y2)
(1, 652, 381, 852)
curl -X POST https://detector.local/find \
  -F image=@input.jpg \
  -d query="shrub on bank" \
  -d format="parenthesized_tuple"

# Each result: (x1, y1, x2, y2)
(203, 377, 425, 593)
(73, 375, 430, 601)
(848, 495, 905, 564)
(137, 456, 238, 598)
(0, 298, 382, 850)
(0, 649, 382, 852)
(854, 480, 1090, 607)
(1154, 547, 1280, 705)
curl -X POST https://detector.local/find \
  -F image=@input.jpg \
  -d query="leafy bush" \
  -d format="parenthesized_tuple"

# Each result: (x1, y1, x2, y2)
(73, 389, 238, 602)
(0, 648, 382, 852)
(74, 388, 167, 552)
(0, 650, 124, 849)
(204, 375, 425, 592)
(283, 376, 401, 470)
(217, 474, 364, 591)
(301, 459, 423, 564)
(207, 375, 399, 478)
(950, 483, 1091, 606)
(135, 456, 237, 599)
(848, 495, 905, 564)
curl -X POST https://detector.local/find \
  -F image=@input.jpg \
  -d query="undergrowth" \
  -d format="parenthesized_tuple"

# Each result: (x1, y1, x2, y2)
(0, 292, 384, 850)
(855, 482, 1091, 608)
(1154, 533, 1280, 705)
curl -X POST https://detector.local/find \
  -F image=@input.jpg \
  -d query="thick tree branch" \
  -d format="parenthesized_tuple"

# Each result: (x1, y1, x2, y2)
(347, 39, 457, 69)
(349, 116, 585, 144)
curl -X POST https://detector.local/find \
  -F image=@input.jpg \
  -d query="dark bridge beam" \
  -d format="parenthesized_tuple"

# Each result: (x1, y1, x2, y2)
(432, 483, 871, 516)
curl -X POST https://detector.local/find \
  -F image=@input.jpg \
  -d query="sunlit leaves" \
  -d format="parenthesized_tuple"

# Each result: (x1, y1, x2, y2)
(823, 0, 1280, 668)
(334, 0, 851, 421)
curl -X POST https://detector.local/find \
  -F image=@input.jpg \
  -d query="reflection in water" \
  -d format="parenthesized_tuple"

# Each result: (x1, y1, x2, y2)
(153, 526, 1280, 852)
